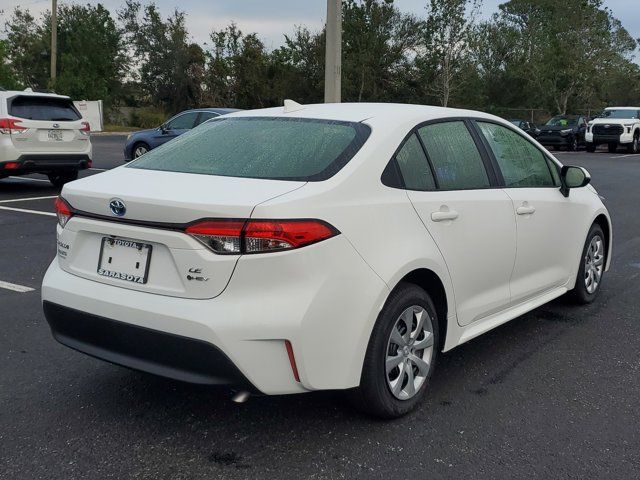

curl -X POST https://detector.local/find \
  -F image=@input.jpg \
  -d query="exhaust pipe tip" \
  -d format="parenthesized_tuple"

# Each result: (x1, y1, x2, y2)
(231, 390, 251, 404)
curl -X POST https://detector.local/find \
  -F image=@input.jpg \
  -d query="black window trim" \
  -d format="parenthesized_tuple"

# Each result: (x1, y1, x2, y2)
(382, 116, 501, 192)
(470, 118, 561, 189)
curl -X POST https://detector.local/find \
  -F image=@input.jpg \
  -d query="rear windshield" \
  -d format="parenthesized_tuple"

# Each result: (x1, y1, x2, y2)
(9, 96, 81, 121)
(129, 117, 371, 181)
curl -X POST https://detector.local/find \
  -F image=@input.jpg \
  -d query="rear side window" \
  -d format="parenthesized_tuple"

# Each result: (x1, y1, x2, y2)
(395, 134, 436, 190)
(477, 122, 555, 188)
(166, 112, 198, 130)
(130, 117, 371, 181)
(417, 121, 490, 190)
(196, 111, 219, 125)
(9, 96, 81, 121)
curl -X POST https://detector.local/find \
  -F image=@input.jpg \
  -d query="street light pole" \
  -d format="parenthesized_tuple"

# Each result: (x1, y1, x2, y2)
(324, 0, 341, 103)
(51, 0, 57, 81)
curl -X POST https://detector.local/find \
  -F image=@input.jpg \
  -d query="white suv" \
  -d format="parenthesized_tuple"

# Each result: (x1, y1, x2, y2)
(42, 103, 611, 418)
(0, 89, 92, 186)
(586, 107, 640, 153)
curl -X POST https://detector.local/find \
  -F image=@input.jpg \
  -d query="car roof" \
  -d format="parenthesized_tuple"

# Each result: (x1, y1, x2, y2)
(0, 89, 72, 100)
(225, 102, 502, 129)
(604, 106, 640, 110)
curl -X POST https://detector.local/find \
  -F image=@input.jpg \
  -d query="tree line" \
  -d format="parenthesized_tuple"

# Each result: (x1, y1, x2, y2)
(1, 0, 638, 124)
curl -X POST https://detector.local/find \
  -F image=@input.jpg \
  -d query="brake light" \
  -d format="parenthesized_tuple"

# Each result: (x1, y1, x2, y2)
(0, 118, 26, 134)
(2, 162, 20, 169)
(80, 121, 91, 134)
(54, 196, 74, 228)
(185, 219, 339, 254)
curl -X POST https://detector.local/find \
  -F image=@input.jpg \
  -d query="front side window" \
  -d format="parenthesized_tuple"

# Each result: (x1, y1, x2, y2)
(130, 117, 370, 181)
(477, 122, 555, 188)
(166, 112, 199, 130)
(417, 121, 490, 190)
(395, 134, 436, 191)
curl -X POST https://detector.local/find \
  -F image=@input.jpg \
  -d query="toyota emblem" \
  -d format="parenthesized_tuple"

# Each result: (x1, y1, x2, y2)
(109, 198, 126, 217)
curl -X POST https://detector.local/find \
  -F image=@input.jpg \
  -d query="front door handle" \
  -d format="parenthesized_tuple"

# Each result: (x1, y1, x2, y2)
(516, 203, 536, 215)
(431, 210, 459, 222)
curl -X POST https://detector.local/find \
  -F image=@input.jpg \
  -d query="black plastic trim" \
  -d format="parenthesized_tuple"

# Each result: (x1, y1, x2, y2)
(43, 301, 257, 389)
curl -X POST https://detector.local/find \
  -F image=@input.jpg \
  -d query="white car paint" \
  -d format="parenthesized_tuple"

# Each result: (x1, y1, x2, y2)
(42, 102, 611, 400)
(586, 106, 640, 146)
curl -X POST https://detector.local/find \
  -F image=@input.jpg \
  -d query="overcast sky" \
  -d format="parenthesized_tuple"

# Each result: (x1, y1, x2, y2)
(2, 0, 639, 52)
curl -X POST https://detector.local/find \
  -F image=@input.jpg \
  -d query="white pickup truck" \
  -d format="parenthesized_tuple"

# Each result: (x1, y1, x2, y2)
(586, 107, 640, 154)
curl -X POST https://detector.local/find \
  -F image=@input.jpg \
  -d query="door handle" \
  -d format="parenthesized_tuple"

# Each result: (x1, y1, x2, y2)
(431, 210, 459, 222)
(516, 204, 536, 215)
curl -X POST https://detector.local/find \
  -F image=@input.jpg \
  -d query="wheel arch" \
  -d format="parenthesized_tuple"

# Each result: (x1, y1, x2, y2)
(593, 213, 612, 269)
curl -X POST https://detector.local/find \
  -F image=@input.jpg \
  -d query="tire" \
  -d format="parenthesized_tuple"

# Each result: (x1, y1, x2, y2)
(133, 142, 150, 159)
(349, 283, 439, 418)
(608, 143, 618, 153)
(586, 143, 596, 153)
(48, 170, 78, 188)
(569, 223, 606, 304)
(569, 137, 579, 151)
(627, 135, 639, 154)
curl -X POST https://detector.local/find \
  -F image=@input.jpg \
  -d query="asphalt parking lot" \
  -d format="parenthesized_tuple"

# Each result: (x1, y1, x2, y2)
(1, 136, 639, 479)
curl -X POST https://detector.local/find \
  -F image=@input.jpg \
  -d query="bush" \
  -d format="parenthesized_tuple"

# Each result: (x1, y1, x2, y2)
(129, 109, 167, 129)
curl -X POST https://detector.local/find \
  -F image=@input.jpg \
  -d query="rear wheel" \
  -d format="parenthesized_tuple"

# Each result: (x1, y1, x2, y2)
(133, 142, 150, 159)
(608, 143, 618, 153)
(569, 223, 606, 304)
(349, 283, 439, 418)
(48, 170, 78, 188)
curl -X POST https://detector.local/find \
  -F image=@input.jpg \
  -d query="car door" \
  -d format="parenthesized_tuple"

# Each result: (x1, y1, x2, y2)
(153, 111, 199, 146)
(402, 120, 517, 326)
(475, 120, 581, 304)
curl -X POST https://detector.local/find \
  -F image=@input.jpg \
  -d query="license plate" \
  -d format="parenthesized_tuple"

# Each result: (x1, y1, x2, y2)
(97, 237, 152, 284)
(48, 129, 63, 141)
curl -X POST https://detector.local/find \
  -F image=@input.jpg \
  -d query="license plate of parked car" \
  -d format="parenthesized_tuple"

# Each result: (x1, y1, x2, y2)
(97, 237, 152, 284)
(48, 129, 63, 141)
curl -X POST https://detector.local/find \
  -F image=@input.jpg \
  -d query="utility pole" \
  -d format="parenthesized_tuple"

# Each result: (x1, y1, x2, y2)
(51, 0, 57, 81)
(324, 0, 341, 103)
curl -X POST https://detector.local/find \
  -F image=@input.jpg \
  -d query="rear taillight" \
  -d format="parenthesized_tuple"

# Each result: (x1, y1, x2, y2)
(0, 118, 26, 135)
(54, 196, 74, 228)
(80, 121, 91, 135)
(185, 219, 339, 254)
(2, 162, 20, 170)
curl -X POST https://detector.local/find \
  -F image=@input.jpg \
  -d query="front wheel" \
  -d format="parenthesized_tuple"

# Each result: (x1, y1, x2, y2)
(133, 142, 150, 159)
(569, 224, 606, 304)
(48, 170, 78, 188)
(569, 137, 579, 151)
(349, 283, 439, 418)
(627, 135, 639, 154)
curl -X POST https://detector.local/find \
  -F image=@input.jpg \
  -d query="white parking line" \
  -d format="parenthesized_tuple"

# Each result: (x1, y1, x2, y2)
(8, 176, 49, 183)
(0, 205, 56, 217)
(0, 195, 57, 204)
(0, 280, 35, 293)
(610, 154, 639, 159)
(90, 167, 108, 171)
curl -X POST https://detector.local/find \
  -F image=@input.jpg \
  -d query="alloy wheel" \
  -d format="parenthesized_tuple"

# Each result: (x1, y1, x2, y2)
(385, 306, 434, 400)
(134, 146, 148, 158)
(584, 235, 604, 294)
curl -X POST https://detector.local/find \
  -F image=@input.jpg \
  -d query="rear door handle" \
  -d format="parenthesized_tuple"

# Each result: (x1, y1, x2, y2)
(516, 204, 536, 215)
(431, 210, 459, 222)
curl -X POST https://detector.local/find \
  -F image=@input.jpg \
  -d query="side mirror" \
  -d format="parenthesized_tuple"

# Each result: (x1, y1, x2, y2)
(560, 165, 591, 197)
(160, 124, 169, 133)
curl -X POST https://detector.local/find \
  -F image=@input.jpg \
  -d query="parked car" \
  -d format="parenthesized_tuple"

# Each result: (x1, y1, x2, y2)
(0, 88, 91, 186)
(585, 107, 640, 153)
(124, 108, 240, 160)
(537, 115, 588, 151)
(44, 102, 611, 418)
(508, 119, 540, 138)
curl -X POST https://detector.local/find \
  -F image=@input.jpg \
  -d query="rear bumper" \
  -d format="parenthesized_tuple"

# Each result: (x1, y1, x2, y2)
(1, 154, 91, 175)
(43, 301, 252, 387)
(41, 234, 388, 395)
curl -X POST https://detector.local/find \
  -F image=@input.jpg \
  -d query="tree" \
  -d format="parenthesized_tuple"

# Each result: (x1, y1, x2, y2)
(0, 39, 21, 90)
(419, 0, 481, 107)
(4, 4, 126, 104)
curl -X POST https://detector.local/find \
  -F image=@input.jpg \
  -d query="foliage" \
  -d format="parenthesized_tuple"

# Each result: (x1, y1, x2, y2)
(1, 0, 638, 118)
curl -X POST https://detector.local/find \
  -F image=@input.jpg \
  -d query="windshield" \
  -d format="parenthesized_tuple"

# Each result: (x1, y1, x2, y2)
(9, 96, 81, 121)
(545, 116, 577, 127)
(129, 117, 371, 181)
(600, 109, 638, 120)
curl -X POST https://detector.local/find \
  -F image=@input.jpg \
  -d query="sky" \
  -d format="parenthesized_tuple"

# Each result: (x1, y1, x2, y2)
(1, 0, 639, 51)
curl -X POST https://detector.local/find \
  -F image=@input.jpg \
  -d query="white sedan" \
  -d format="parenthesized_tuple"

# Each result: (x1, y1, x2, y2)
(43, 102, 611, 418)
